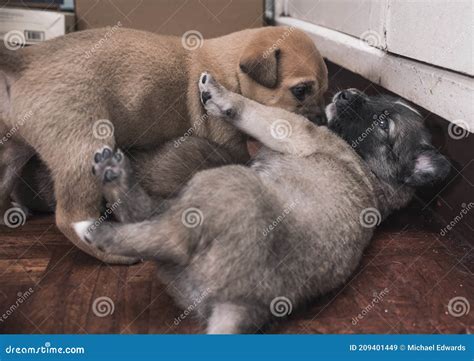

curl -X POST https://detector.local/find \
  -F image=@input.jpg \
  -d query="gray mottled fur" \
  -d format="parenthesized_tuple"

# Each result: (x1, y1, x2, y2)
(73, 73, 449, 333)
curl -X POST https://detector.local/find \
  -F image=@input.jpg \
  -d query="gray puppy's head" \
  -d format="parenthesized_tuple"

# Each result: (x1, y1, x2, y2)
(326, 89, 450, 189)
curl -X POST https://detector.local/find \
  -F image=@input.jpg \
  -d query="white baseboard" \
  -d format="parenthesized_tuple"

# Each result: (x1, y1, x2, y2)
(276, 16, 473, 132)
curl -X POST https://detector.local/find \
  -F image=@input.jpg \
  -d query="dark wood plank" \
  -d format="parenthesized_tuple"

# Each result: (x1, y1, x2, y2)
(0, 212, 472, 334)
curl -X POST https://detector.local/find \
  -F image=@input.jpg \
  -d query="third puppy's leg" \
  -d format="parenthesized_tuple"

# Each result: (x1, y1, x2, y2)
(92, 146, 159, 223)
(130, 137, 236, 199)
(0, 139, 33, 221)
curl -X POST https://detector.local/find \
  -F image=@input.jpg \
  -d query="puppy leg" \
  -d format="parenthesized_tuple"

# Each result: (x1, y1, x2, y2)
(92, 146, 158, 222)
(0, 139, 33, 223)
(199, 72, 320, 156)
(72, 217, 190, 265)
(50, 139, 139, 265)
(206, 303, 269, 334)
(0, 72, 30, 221)
(5, 73, 139, 264)
(130, 137, 236, 199)
(11, 155, 56, 213)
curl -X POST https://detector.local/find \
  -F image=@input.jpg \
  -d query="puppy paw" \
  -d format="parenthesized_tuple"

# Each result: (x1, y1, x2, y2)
(198, 72, 237, 120)
(73, 220, 95, 244)
(199, 72, 212, 105)
(92, 146, 130, 186)
(72, 220, 115, 253)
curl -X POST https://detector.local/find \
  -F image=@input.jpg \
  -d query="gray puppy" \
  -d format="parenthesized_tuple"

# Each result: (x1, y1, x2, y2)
(73, 73, 450, 333)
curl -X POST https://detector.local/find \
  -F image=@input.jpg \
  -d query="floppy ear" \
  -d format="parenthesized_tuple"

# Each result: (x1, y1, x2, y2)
(239, 46, 280, 88)
(405, 148, 451, 187)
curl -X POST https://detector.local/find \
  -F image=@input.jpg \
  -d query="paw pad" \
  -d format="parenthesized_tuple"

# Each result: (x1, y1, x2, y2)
(91, 147, 127, 184)
(104, 169, 119, 182)
(94, 146, 113, 164)
(201, 91, 212, 104)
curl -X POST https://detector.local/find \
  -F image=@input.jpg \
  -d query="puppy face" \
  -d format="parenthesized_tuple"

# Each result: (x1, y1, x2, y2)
(238, 27, 328, 125)
(326, 89, 450, 187)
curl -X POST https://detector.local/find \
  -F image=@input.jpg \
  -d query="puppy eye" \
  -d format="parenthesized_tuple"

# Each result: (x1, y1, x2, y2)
(377, 118, 389, 131)
(291, 84, 309, 101)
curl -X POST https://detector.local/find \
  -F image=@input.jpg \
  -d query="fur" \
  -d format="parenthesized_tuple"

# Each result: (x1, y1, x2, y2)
(73, 74, 450, 333)
(0, 27, 327, 263)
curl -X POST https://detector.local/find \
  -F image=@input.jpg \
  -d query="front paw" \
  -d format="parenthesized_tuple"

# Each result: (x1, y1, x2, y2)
(92, 146, 129, 185)
(198, 72, 214, 106)
(198, 72, 237, 120)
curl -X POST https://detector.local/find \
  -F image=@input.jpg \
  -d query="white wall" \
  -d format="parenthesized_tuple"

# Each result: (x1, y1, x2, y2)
(275, 0, 473, 130)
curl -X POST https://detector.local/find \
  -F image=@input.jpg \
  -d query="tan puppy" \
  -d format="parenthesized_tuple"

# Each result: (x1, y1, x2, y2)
(0, 26, 327, 263)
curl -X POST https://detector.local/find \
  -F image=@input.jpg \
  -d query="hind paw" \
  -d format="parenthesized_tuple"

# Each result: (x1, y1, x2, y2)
(92, 146, 128, 185)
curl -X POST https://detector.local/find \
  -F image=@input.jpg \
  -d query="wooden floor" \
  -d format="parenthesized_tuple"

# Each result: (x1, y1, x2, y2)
(0, 203, 472, 334)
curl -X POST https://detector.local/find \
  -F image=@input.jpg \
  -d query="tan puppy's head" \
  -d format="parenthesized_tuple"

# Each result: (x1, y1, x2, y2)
(238, 27, 328, 124)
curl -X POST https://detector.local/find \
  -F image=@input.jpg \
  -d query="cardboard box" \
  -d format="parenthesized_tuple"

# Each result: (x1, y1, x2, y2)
(75, 0, 264, 38)
(0, 7, 75, 46)
(0, 0, 66, 11)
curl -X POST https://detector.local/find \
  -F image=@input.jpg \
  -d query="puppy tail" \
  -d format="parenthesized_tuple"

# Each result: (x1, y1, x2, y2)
(206, 302, 270, 334)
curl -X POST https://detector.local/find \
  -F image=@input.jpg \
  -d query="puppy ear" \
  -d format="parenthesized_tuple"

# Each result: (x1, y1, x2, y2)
(405, 148, 451, 187)
(239, 46, 280, 88)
